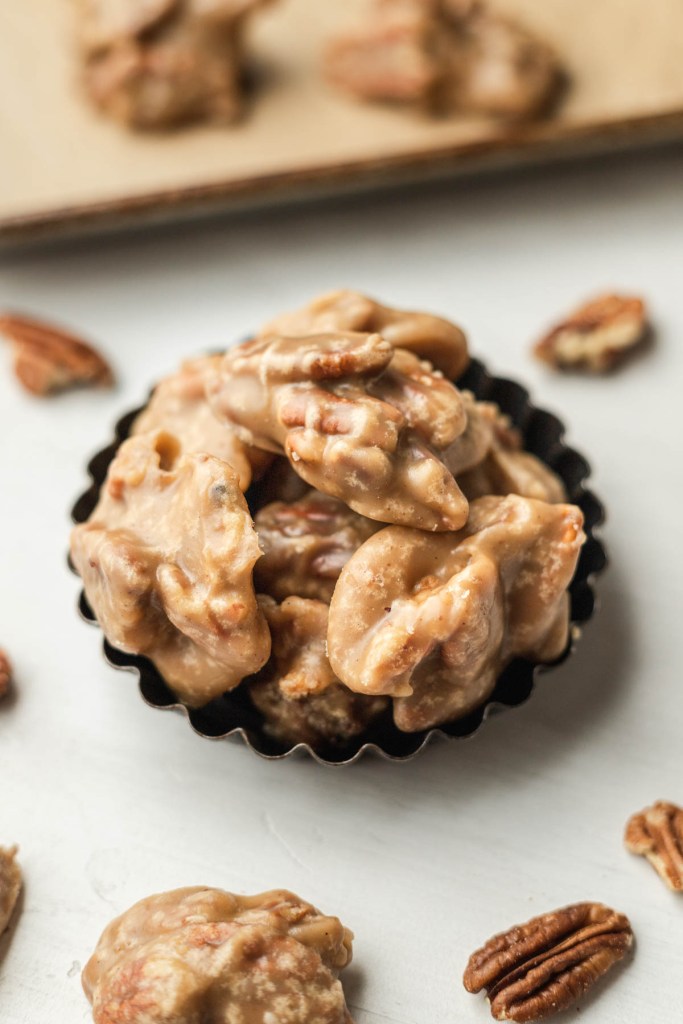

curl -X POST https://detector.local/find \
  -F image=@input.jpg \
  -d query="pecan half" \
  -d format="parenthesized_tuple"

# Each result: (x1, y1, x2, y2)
(258, 596, 338, 699)
(0, 312, 114, 396)
(625, 801, 683, 892)
(70, 431, 270, 706)
(533, 293, 648, 373)
(463, 902, 633, 1022)
(207, 331, 470, 531)
(0, 846, 21, 936)
(0, 649, 12, 699)
(255, 491, 379, 603)
(457, 401, 566, 505)
(259, 288, 469, 379)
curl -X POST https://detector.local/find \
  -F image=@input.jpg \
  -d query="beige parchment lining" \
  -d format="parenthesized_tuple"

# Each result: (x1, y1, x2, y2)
(1, 0, 682, 241)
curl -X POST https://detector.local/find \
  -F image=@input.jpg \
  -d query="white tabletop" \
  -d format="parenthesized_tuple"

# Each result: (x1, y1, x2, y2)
(1, 148, 682, 1024)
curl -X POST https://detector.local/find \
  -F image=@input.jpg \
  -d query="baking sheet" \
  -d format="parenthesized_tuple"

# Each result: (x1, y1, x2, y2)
(2, 0, 683, 243)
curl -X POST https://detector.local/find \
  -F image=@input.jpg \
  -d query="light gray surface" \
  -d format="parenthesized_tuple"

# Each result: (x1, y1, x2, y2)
(0, 149, 682, 1023)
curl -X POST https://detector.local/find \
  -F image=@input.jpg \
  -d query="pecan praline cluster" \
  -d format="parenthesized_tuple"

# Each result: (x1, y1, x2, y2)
(83, 886, 355, 1024)
(326, 0, 564, 120)
(71, 289, 586, 747)
(76, 0, 278, 130)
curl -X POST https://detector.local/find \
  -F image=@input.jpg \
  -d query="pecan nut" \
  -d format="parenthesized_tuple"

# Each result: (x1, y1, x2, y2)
(0, 648, 12, 699)
(328, 494, 584, 731)
(533, 293, 648, 373)
(207, 331, 470, 531)
(254, 490, 379, 603)
(259, 288, 469, 379)
(625, 800, 683, 892)
(0, 846, 21, 936)
(463, 902, 633, 1022)
(0, 312, 114, 396)
(70, 431, 270, 706)
(458, 402, 566, 504)
(259, 595, 338, 699)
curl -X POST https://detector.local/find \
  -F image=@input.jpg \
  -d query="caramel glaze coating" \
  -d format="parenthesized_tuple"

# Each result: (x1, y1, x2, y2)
(328, 494, 584, 731)
(70, 431, 270, 706)
(83, 886, 354, 1024)
(259, 596, 337, 699)
(207, 331, 471, 532)
(250, 486, 388, 745)
(132, 354, 270, 491)
(458, 402, 566, 504)
(440, 390, 496, 477)
(259, 289, 469, 379)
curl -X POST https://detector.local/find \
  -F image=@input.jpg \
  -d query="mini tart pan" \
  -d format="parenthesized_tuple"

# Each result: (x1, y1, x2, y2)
(70, 358, 607, 766)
